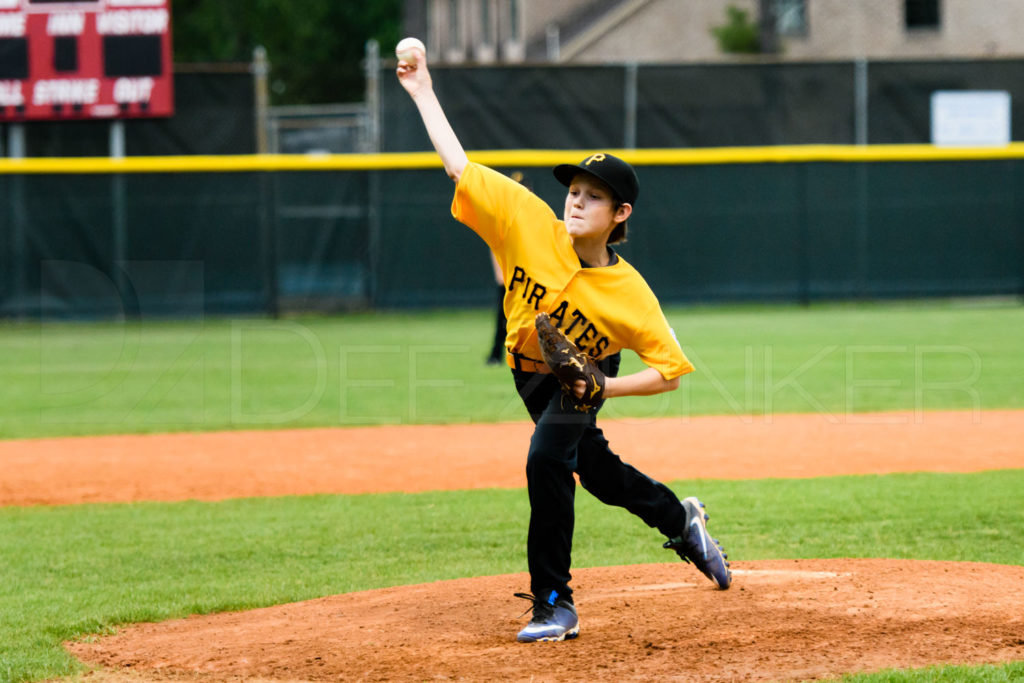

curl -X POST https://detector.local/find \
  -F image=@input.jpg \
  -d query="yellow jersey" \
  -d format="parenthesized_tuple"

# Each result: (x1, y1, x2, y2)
(452, 162, 693, 381)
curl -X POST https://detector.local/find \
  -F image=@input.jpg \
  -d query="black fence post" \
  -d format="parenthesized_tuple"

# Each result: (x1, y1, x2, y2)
(260, 171, 279, 318)
(1016, 160, 1024, 303)
(797, 162, 811, 306)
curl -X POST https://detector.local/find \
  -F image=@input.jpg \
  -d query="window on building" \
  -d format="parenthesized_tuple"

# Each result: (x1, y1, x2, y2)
(774, 0, 807, 37)
(449, 0, 461, 50)
(481, 0, 493, 45)
(905, 0, 940, 29)
(507, 0, 520, 42)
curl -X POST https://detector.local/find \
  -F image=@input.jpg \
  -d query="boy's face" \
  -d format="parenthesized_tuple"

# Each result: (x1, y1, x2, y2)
(563, 173, 630, 242)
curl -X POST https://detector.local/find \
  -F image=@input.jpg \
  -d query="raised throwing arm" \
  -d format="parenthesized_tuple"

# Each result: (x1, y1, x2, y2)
(395, 44, 469, 183)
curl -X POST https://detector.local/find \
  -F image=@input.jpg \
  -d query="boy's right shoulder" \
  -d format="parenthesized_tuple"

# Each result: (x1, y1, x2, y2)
(456, 161, 496, 188)
(462, 162, 535, 198)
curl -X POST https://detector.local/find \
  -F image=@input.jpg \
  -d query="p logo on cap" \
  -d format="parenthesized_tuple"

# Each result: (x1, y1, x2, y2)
(552, 153, 640, 205)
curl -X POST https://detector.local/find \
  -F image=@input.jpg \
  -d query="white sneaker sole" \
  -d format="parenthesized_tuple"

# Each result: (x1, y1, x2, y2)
(519, 625, 580, 643)
(682, 496, 732, 590)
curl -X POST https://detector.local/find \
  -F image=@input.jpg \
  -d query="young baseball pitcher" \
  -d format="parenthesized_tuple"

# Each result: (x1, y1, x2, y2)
(396, 42, 731, 643)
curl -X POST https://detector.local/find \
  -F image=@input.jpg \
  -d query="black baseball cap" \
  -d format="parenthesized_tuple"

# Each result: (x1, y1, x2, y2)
(553, 153, 639, 205)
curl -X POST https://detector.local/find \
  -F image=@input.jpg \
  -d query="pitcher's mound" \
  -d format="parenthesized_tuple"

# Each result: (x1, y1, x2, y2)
(68, 559, 1024, 682)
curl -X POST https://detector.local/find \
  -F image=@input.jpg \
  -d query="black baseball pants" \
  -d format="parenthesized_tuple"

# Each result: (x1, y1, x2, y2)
(512, 356, 687, 601)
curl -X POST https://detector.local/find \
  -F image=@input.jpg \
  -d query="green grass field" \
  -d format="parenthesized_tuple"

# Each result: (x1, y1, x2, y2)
(1, 301, 1023, 683)
(2, 301, 1021, 439)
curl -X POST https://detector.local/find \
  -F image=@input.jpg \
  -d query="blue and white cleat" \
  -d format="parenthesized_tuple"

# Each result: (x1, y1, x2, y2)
(515, 591, 580, 642)
(663, 496, 732, 590)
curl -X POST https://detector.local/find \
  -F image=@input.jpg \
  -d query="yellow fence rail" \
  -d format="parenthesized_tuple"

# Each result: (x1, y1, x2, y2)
(3, 143, 1024, 174)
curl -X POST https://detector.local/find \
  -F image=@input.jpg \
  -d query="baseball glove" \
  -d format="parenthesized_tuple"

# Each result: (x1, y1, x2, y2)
(535, 312, 606, 412)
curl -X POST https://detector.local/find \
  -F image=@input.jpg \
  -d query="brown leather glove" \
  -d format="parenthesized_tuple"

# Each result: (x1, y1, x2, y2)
(535, 312, 607, 412)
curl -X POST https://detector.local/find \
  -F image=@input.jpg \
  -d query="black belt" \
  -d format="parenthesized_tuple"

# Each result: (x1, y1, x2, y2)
(507, 351, 552, 374)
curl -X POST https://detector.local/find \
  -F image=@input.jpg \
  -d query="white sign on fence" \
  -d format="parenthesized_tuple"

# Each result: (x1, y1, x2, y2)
(930, 90, 1011, 146)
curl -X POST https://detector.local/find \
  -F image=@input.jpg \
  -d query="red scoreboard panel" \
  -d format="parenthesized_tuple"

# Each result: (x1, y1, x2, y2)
(0, 0, 173, 121)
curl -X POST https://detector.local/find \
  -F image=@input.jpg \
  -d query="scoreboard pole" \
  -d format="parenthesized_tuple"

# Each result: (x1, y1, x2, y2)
(110, 118, 127, 312)
(7, 122, 24, 157)
(109, 118, 123, 157)
(7, 121, 26, 318)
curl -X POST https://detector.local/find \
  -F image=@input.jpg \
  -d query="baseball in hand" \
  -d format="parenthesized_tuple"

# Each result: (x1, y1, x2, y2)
(396, 37, 425, 64)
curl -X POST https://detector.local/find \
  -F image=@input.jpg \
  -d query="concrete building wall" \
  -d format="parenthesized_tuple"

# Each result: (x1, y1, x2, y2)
(564, 0, 757, 63)
(523, 0, 595, 46)
(418, 0, 1024, 64)
(782, 0, 1024, 60)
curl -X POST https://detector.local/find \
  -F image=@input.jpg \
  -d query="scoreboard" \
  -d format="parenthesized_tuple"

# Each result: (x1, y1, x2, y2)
(0, 0, 173, 121)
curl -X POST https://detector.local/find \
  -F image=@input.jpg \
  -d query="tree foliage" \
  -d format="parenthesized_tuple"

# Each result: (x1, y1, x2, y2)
(710, 5, 761, 54)
(171, 0, 403, 104)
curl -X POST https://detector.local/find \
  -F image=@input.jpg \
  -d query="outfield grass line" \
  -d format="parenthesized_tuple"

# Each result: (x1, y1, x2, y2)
(3, 303, 1022, 439)
(2, 409, 1022, 507)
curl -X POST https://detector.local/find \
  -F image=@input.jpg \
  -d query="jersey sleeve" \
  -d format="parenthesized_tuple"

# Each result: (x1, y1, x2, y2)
(632, 306, 694, 380)
(451, 162, 543, 250)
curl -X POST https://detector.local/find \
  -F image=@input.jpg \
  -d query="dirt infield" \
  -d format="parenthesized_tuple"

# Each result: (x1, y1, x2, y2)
(4, 410, 1023, 506)
(4, 410, 1023, 681)
(66, 560, 1024, 683)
